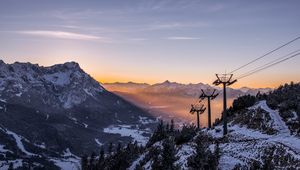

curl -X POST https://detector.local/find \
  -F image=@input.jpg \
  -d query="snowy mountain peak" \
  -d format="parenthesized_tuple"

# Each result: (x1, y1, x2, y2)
(0, 60, 104, 109)
(163, 80, 171, 84)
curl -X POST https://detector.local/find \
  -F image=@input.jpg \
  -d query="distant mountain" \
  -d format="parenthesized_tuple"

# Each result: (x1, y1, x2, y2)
(103, 82, 149, 93)
(239, 86, 272, 95)
(103, 81, 273, 127)
(103, 81, 271, 98)
(0, 61, 155, 169)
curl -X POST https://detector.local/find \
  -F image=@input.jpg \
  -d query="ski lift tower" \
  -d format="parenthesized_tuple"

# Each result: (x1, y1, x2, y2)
(190, 104, 206, 129)
(213, 74, 237, 135)
(199, 88, 219, 129)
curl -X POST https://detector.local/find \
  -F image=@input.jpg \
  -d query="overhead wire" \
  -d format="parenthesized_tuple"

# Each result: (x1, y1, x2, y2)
(236, 49, 300, 79)
(236, 52, 300, 80)
(229, 36, 300, 74)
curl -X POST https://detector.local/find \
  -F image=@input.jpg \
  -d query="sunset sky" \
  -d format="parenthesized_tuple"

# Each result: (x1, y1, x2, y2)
(0, 0, 300, 88)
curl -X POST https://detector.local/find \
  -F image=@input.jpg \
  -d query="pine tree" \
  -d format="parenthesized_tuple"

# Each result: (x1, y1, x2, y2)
(147, 120, 167, 147)
(170, 119, 175, 133)
(108, 142, 113, 155)
(151, 153, 162, 170)
(97, 146, 105, 169)
(117, 142, 122, 152)
(161, 138, 179, 170)
(8, 162, 13, 170)
(90, 152, 96, 169)
(81, 155, 88, 170)
(135, 163, 144, 170)
(187, 134, 218, 170)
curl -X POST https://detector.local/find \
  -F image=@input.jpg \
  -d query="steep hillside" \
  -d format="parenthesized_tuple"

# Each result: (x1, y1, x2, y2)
(83, 83, 300, 170)
(0, 60, 155, 169)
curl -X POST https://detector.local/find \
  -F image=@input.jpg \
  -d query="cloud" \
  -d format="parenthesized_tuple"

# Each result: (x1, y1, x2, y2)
(146, 22, 209, 31)
(166, 36, 201, 40)
(17, 30, 103, 41)
(128, 38, 148, 41)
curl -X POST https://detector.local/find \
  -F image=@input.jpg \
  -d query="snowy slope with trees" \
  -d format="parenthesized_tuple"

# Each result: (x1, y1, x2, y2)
(82, 82, 300, 170)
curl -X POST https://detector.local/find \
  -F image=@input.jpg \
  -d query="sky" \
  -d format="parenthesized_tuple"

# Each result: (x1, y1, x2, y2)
(0, 0, 300, 88)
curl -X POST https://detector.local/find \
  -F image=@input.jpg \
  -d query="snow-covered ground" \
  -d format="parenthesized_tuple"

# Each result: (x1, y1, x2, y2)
(95, 138, 103, 146)
(0, 159, 23, 169)
(51, 157, 80, 170)
(103, 124, 151, 145)
(175, 144, 194, 169)
(5, 129, 37, 156)
(207, 100, 300, 169)
(0, 128, 81, 170)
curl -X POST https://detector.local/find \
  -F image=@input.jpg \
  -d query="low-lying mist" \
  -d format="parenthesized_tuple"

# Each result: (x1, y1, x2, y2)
(104, 87, 234, 127)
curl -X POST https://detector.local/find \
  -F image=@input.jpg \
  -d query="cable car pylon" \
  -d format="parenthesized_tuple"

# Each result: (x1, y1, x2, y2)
(199, 88, 219, 129)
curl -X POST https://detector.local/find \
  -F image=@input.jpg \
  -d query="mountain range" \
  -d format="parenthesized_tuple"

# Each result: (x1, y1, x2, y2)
(103, 81, 272, 125)
(104, 80, 272, 98)
(0, 60, 155, 169)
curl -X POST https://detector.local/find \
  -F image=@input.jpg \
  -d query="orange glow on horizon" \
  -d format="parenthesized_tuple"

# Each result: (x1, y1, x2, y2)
(94, 75, 295, 89)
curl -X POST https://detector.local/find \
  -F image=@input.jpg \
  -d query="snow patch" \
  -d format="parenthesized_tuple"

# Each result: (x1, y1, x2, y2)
(103, 125, 150, 145)
(175, 144, 194, 169)
(83, 123, 88, 128)
(15, 92, 22, 97)
(0, 159, 22, 169)
(5, 129, 36, 156)
(128, 152, 147, 170)
(95, 138, 103, 147)
(51, 157, 80, 170)
(44, 72, 71, 86)
(83, 88, 93, 97)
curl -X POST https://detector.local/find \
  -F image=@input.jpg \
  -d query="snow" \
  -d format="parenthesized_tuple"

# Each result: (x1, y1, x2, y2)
(95, 138, 103, 146)
(103, 125, 150, 145)
(0, 144, 11, 153)
(83, 88, 93, 97)
(291, 111, 298, 120)
(15, 92, 22, 97)
(51, 157, 80, 170)
(44, 72, 71, 86)
(34, 142, 46, 149)
(0, 159, 23, 169)
(219, 155, 245, 170)
(128, 152, 147, 170)
(83, 123, 88, 128)
(51, 148, 80, 170)
(207, 100, 300, 169)
(138, 116, 156, 124)
(5, 129, 36, 156)
(257, 101, 290, 134)
(0, 99, 6, 103)
(175, 144, 194, 169)
(63, 148, 72, 157)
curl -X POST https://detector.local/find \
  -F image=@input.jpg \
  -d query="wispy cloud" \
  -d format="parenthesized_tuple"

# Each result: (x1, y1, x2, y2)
(166, 36, 201, 40)
(17, 30, 103, 41)
(128, 38, 148, 41)
(146, 22, 209, 31)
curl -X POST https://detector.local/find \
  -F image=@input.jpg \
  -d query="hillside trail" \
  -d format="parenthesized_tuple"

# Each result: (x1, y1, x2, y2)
(243, 100, 300, 154)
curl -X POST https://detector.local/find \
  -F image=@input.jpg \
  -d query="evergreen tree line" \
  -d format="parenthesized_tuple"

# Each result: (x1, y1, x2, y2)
(233, 145, 300, 169)
(136, 120, 220, 170)
(81, 120, 220, 170)
(224, 82, 300, 135)
(81, 141, 143, 170)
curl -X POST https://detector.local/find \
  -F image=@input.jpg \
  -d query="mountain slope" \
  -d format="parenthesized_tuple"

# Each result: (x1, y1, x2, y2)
(125, 100, 300, 170)
(0, 60, 155, 169)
